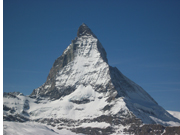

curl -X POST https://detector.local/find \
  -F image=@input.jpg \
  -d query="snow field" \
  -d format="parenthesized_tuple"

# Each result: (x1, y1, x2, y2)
(28, 85, 125, 120)
(3, 121, 82, 135)
(167, 110, 180, 120)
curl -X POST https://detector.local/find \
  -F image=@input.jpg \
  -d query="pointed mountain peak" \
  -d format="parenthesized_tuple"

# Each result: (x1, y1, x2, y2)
(77, 23, 97, 38)
(81, 23, 87, 27)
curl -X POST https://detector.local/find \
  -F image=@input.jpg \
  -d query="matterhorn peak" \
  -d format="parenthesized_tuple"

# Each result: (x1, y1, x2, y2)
(77, 23, 97, 38)
(30, 23, 108, 99)
(4, 23, 180, 135)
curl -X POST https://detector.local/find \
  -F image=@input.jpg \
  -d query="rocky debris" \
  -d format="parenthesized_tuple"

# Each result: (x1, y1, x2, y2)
(23, 99, 30, 110)
(69, 98, 91, 104)
(3, 114, 29, 122)
(30, 116, 180, 135)
(164, 126, 180, 135)
(3, 92, 23, 99)
(126, 124, 180, 135)
(3, 105, 15, 113)
(71, 127, 114, 135)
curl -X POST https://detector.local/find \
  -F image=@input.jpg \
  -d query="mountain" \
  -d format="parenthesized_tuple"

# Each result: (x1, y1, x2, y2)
(3, 23, 180, 135)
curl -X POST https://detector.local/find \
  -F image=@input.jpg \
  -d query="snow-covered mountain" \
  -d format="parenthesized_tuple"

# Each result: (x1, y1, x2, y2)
(3, 24, 180, 135)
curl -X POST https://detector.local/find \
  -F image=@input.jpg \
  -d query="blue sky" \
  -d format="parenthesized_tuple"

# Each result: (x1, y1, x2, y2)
(3, 0, 180, 111)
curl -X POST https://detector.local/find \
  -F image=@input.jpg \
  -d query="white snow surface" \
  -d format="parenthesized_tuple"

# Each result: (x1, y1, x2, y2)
(150, 116, 180, 126)
(3, 121, 82, 135)
(68, 85, 96, 102)
(3, 93, 29, 116)
(27, 85, 128, 120)
(167, 110, 180, 120)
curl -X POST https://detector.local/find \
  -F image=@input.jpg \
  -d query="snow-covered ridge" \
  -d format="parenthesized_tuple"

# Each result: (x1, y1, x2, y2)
(167, 110, 180, 120)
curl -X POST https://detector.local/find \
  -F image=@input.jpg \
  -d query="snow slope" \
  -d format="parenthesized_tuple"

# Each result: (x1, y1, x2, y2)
(3, 121, 82, 135)
(167, 110, 180, 120)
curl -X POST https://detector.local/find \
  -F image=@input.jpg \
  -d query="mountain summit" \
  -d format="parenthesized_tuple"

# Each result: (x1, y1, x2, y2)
(30, 23, 108, 99)
(4, 24, 180, 134)
(77, 23, 97, 38)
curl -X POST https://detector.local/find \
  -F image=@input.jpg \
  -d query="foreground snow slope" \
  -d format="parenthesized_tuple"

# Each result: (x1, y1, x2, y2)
(3, 121, 82, 135)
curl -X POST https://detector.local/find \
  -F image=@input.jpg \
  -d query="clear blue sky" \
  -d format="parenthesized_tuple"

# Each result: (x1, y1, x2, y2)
(3, 0, 180, 111)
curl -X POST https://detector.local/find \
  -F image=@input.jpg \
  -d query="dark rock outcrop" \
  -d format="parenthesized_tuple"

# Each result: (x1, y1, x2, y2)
(77, 23, 97, 38)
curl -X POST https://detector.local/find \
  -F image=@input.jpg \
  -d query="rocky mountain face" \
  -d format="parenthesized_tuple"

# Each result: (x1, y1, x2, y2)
(3, 23, 180, 135)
